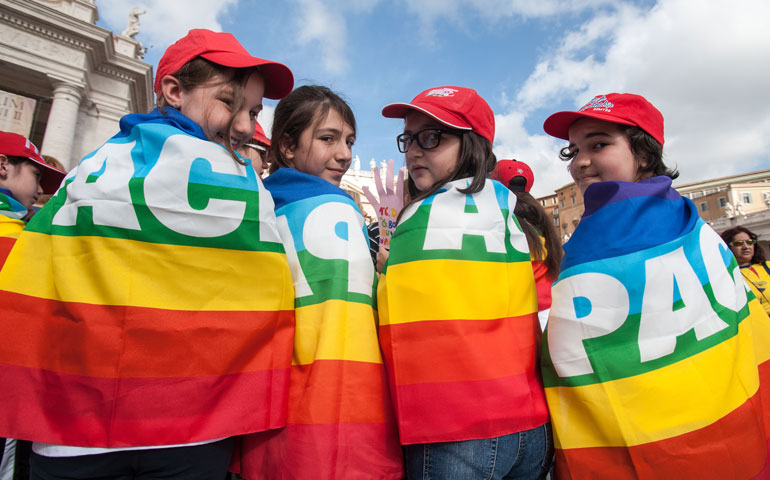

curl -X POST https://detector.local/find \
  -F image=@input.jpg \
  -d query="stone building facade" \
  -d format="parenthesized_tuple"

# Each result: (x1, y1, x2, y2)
(0, 0, 152, 170)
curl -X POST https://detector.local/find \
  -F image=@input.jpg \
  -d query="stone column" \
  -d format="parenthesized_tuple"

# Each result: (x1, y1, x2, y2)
(41, 81, 84, 170)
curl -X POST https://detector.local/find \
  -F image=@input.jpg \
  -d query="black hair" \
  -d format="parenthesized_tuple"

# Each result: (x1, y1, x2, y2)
(268, 85, 356, 174)
(721, 226, 766, 265)
(558, 125, 678, 180)
(512, 191, 563, 278)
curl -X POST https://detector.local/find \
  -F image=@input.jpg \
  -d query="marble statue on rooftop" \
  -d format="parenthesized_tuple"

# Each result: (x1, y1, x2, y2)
(122, 7, 146, 38)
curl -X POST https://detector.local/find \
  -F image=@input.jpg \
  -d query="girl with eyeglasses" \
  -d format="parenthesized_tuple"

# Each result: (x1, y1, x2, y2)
(721, 226, 770, 314)
(377, 86, 552, 479)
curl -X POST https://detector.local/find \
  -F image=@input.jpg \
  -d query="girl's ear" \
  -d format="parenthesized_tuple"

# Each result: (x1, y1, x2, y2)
(279, 133, 296, 161)
(159, 75, 184, 108)
(0, 154, 9, 179)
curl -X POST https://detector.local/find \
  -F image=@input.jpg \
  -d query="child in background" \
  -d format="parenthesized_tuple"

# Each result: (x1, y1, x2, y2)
(541, 93, 770, 479)
(378, 86, 551, 479)
(492, 159, 562, 330)
(238, 122, 271, 177)
(0, 132, 65, 266)
(0, 132, 64, 480)
(239, 85, 403, 479)
(0, 29, 296, 479)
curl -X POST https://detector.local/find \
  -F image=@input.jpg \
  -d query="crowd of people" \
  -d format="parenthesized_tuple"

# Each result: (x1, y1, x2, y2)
(0, 28, 769, 480)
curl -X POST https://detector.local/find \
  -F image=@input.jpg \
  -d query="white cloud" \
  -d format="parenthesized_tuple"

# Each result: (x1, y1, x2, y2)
(496, 0, 770, 196)
(494, 111, 573, 197)
(398, 0, 615, 46)
(291, 0, 380, 75)
(96, 0, 237, 49)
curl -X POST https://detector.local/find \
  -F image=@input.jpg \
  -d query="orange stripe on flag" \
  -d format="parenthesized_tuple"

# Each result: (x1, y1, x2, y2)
(286, 359, 395, 425)
(0, 291, 294, 377)
(554, 392, 767, 480)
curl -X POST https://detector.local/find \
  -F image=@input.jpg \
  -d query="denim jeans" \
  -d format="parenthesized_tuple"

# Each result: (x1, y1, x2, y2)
(404, 423, 553, 480)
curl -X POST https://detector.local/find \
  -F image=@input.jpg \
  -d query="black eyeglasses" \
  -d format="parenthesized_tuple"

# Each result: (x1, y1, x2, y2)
(396, 128, 460, 153)
(730, 239, 756, 247)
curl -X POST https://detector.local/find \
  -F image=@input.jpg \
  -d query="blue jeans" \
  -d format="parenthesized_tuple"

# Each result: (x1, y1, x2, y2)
(405, 423, 553, 480)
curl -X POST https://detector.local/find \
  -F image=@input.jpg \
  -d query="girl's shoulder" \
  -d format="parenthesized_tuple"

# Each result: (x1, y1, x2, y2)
(263, 168, 353, 210)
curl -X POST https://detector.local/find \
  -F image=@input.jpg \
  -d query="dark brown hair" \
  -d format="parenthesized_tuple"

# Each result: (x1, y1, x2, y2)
(513, 191, 563, 278)
(268, 85, 356, 174)
(157, 57, 262, 165)
(559, 125, 678, 180)
(721, 226, 766, 265)
(401, 130, 496, 218)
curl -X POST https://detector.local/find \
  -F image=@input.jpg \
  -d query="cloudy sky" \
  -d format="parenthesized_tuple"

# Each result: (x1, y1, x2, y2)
(97, 0, 770, 197)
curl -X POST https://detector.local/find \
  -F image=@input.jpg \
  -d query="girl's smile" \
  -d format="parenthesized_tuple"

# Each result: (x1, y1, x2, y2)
(285, 108, 355, 186)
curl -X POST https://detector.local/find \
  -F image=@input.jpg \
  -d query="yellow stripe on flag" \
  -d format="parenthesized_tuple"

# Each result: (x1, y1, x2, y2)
(547, 316, 759, 449)
(0, 231, 294, 311)
(0, 219, 24, 239)
(379, 258, 536, 325)
(293, 299, 383, 365)
(748, 298, 770, 365)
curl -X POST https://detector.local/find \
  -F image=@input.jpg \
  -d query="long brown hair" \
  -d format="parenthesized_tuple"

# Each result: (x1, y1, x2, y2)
(513, 191, 563, 278)
(268, 85, 356, 174)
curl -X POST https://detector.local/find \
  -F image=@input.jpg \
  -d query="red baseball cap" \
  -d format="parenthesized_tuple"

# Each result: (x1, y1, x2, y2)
(543, 93, 664, 146)
(0, 131, 66, 194)
(492, 159, 534, 193)
(382, 86, 495, 144)
(252, 122, 270, 147)
(154, 29, 294, 100)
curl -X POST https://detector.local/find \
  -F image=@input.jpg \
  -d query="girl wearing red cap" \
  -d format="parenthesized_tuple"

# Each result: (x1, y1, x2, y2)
(0, 30, 295, 479)
(541, 93, 770, 479)
(377, 86, 552, 479)
(238, 85, 404, 479)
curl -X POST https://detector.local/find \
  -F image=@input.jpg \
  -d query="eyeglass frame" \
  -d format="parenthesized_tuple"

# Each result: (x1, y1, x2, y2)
(730, 239, 756, 247)
(396, 128, 461, 154)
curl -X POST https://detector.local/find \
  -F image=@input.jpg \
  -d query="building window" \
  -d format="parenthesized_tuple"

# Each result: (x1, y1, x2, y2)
(700, 202, 709, 212)
(554, 217, 560, 226)
(560, 199, 565, 208)
(570, 194, 576, 205)
(718, 197, 727, 208)
(742, 193, 753, 204)
(553, 208, 559, 215)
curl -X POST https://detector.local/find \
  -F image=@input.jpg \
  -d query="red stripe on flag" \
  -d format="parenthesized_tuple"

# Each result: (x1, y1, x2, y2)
(287, 360, 396, 424)
(393, 372, 548, 444)
(240, 421, 404, 479)
(0, 291, 293, 377)
(0, 363, 290, 447)
(554, 393, 767, 480)
(379, 313, 541, 385)
(0, 235, 15, 269)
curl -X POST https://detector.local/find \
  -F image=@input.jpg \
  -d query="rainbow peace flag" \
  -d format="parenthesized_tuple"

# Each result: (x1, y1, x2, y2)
(378, 178, 548, 445)
(239, 169, 403, 479)
(542, 177, 769, 479)
(0, 109, 295, 447)
(0, 190, 26, 268)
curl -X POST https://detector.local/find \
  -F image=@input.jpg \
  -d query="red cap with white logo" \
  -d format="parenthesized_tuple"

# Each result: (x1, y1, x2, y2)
(543, 93, 664, 146)
(382, 86, 495, 145)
